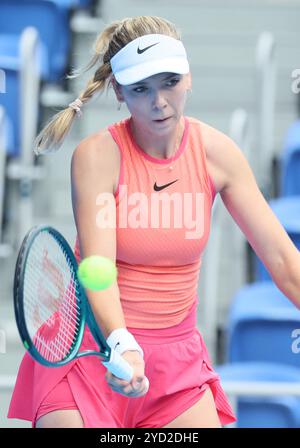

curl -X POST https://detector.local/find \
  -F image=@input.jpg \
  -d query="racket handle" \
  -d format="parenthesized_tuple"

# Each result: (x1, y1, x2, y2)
(103, 350, 150, 393)
(102, 348, 134, 381)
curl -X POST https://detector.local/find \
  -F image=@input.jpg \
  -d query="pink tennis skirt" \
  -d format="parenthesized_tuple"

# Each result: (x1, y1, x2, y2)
(8, 297, 236, 428)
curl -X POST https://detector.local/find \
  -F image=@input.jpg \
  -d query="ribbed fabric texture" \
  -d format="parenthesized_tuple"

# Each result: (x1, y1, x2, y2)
(74, 116, 216, 328)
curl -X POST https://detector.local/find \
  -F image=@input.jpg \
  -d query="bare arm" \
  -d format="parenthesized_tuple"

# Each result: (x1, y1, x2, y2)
(71, 132, 126, 339)
(215, 132, 300, 309)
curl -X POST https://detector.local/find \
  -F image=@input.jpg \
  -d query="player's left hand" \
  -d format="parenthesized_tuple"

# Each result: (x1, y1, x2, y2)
(105, 350, 149, 397)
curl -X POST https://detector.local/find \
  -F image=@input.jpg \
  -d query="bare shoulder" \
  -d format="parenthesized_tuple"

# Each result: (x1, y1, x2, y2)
(196, 119, 247, 194)
(71, 128, 120, 194)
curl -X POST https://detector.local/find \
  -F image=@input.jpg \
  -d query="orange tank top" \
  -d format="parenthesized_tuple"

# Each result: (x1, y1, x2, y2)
(74, 115, 216, 328)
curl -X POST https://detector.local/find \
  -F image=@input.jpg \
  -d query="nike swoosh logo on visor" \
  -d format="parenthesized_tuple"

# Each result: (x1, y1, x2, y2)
(137, 42, 159, 54)
(153, 179, 178, 191)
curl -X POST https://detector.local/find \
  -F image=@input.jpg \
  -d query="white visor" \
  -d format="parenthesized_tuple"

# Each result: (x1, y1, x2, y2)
(110, 34, 189, 85)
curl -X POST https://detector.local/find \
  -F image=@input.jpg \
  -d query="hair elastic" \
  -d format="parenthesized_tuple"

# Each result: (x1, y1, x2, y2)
(68, 98, 83, 117)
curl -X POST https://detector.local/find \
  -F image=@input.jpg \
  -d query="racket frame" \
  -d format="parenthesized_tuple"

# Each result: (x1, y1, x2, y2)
(13, 225, 110, 367)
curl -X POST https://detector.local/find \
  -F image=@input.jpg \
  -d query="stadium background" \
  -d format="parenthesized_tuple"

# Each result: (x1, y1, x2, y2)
(0, 0, 300, 428)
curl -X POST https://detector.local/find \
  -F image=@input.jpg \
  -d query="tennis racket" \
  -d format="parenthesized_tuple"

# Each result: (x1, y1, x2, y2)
(13, 225, 136, 382)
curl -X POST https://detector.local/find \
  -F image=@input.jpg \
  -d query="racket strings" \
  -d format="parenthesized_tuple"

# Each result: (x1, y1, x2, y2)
(26, 267, 80, 326)
(27, 276, 80, 361)
(23, 232, 83, 362)
(25, 288, 79, 358)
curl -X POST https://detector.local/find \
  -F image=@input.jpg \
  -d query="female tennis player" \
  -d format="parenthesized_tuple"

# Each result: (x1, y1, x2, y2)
(8, 16, 300, 428)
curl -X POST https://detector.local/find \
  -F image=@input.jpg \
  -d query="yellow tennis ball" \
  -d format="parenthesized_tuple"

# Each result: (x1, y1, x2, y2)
(78, 256, 117, 291)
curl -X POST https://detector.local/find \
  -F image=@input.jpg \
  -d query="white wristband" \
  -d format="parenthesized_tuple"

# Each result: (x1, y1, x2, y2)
(106, 328, 144, 359)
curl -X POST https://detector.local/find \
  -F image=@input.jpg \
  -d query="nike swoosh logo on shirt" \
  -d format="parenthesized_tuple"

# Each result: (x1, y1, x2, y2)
(153, 179, 178, 191)
(137, 42, 159, 54)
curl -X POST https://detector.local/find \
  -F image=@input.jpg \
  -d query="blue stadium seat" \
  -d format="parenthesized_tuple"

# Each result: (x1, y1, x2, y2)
(216, 362, 300, 428)
(0, 27, 42, 160)
(50, 0, 94, 8)
(0, 34, 20, 156)
(227, 281, 300, 366)
(255, 196, 300, 281)
(77, 0, 94, 6)
(280, 120, 300, 197)
(0, 0, 71, 83)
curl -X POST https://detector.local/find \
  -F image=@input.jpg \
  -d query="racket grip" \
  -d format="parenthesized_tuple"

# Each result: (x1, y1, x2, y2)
(102, 349, 134, 382)
(102, 350, 150, 393)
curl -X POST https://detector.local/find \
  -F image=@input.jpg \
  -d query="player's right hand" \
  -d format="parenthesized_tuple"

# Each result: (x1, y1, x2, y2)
(105, 350, 148, 397)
